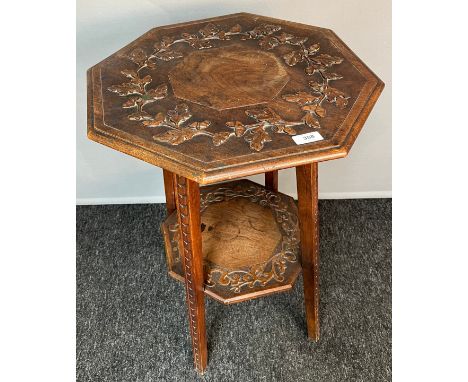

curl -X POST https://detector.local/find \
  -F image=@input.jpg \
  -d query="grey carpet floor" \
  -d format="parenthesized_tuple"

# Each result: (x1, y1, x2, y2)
(77, 199, 391, 382)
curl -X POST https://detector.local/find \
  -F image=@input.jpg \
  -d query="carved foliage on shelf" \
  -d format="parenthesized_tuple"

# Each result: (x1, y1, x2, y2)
(107, 21, 350, 150)
(170, 183, 300, 293)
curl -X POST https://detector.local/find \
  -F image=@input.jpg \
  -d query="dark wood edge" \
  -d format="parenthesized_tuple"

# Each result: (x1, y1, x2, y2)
(167, 265, 302, 305)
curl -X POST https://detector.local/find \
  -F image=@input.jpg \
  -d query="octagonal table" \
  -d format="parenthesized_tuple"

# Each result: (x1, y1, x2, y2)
(87, 12, 384, 374)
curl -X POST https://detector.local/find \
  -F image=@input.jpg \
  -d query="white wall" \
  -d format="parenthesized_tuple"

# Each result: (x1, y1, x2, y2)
(77, 0, 391, 204)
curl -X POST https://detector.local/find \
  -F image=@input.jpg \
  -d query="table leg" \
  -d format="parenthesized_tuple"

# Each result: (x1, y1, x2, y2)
(296, 163, 320, 341)
(163, 169, 177, 214)
(175, 175, 208, 373)
(265, 170, 279, 192)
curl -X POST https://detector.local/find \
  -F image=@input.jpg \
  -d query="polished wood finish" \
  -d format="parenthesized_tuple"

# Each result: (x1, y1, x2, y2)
(87, 12, 384, 185)
(174, 176, 207, 373)
(169, 45, 289, 110)
(162, 179, 301, 304)
(86, 12, 385, 374)
(296, 163, 320, 340)
(265, 171, 279, 192)
(163, 169, 177, 214)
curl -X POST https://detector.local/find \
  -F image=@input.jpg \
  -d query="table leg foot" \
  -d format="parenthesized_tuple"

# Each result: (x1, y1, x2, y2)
(175, 175, 208, 373)
(296, 163, 320, 341)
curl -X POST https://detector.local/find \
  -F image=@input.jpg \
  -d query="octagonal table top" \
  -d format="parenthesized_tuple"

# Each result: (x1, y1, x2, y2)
(87, 12, 384, 184)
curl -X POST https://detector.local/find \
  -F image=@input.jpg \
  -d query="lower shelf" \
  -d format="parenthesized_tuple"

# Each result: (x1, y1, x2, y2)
(161, 179, 302, 304)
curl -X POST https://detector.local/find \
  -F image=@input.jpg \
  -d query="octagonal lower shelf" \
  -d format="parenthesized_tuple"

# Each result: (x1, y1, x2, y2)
(161, 179, 302, 304)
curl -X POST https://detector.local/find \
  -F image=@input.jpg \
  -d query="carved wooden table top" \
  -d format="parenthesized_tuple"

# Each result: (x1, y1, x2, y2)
(88, 13, 384, 184)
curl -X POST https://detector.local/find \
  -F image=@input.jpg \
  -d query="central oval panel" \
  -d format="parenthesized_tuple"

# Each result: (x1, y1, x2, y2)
(168, 44, 290, 111)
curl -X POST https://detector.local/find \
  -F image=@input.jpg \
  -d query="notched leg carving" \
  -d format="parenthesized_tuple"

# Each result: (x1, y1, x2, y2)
(175, 176, 208, 373)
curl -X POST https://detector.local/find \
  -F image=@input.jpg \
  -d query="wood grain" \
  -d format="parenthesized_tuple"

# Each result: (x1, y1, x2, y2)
(175, 176, 208, 373)
(265, 171, 279, 192)
(87, 12, 384, 185)
(163, 169, 177, 214)
(296, 162, 320, 341)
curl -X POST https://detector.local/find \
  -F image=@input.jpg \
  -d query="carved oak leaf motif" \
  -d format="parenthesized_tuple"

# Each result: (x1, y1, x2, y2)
(144, 84, 168, 101)
(132, 75, 152, 87)
(312, 53, 343, 67)
(283, 50, 305, 66)
(226, 121, 246, 137)
(121, 69, 138, 79)
(108, 74, 151, 96)
(321, 72, 343, 81)
(154, 50, 183, 61)
(166, 103, 192, 127)
(303, 113, 321, 128)
(335, 97, 349, 109)
(273, 124, 297, 135)
(305, 64, 323, 75)
(258, 35, 280, 50)
(145, 104, 214, 145)
(302, 104, 327, 117)
(283, 91, 327, 127)
(128, 111, 153, 121)
(127, 48, 148, 66)
(245, 128, 272, 152)
(143, 112, 165, 127)
(189, 120, 211, 129)
(212, 131, 232, 146)
(198, 23, 220, 37)
(109, 23, 351, 150)
(308, 81, 324, 93)
(245, 107, 281, 123)
(108, 82, 143, 96)
(229, 24, 242, 33)
(248, 24, 282, 38)
(307, 43, 320, 54)
(155, 36, 175, 50)
(287, 36, 308, 46)
(181, 33, 213, 49)
(324, 86, 349, 108)
(122, 96, 141, 108)
(155, 128, 200, 145)
(276, 32, 294, 43)
(282, 91, 321, 105)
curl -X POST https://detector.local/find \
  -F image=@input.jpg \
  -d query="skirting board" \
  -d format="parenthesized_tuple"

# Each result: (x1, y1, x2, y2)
(76, 191, 392, 205)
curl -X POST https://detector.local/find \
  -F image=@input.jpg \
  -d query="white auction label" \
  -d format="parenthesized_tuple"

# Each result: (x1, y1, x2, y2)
(292, 131, 324, 145)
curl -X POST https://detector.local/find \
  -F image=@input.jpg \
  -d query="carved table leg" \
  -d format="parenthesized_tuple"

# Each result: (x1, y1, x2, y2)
(265, 170, 279, 192)
(296, 163, 320, 341)
(175, 175, 208, 373)
(163, 169, 177, 214)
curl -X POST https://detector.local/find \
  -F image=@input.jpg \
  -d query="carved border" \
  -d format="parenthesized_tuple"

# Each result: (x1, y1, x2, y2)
(107, 22, 350, 151)
(170, 183, 300, 293)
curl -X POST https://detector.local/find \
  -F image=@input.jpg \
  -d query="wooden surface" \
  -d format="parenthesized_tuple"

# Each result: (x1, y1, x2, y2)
(296, 163, 320, 341)
(169, 45, 289, 110)
(265, 171, 279, 192)
(162, 179, 302, 304)
(201, 198, 281, 268)
(163, 169, 176, 214)
(87, 12, 384, 184)
(175, 176, 207, 373)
